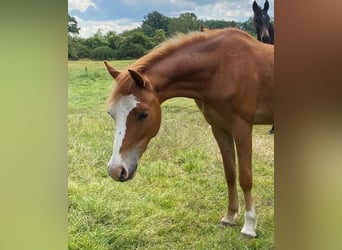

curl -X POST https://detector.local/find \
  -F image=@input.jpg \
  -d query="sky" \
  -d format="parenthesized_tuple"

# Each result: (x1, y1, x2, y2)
(68, 0, 274, 38)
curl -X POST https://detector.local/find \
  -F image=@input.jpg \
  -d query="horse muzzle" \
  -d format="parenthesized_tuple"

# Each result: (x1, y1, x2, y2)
(108, 164, 137, 182)
(262, 36, 271, 43)
(261, 28, 271, 43)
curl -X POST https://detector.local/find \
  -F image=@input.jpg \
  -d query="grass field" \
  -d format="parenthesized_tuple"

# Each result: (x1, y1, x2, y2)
(68, 60, 274, 249)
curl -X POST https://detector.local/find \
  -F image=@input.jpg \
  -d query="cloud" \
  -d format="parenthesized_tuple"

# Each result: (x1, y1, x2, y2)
(75, 17, 142, 37)
(195, 1, 253, 21)
(68, 0, 97, 12)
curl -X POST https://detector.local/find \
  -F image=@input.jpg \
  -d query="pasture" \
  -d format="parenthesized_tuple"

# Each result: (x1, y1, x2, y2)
(68, 60, 274, 249)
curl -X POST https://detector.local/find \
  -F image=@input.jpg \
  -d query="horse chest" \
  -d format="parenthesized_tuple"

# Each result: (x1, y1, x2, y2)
(195, 100, 233, 130)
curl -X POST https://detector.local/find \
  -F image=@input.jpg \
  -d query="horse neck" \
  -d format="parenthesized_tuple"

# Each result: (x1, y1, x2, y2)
(144, 42, 218, 103)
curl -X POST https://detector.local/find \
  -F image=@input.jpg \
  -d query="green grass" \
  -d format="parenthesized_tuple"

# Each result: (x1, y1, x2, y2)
(68, 60, 274, 249)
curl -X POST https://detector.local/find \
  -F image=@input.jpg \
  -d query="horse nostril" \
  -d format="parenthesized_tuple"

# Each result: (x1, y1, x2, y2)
(262, 36, 270, 43)
(119, 167, 127, 182)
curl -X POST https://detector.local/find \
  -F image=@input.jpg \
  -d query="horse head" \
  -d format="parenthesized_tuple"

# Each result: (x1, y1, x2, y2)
(253, 0, 272, 43)
(104, 61, 161, 182)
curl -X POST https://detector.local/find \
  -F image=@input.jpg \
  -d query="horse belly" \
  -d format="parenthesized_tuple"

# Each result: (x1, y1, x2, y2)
(254, 89, 274, 124)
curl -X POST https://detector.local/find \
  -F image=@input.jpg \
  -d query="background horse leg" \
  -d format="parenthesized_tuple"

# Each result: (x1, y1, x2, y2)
(210, 126, 239, 226)
(232, 117, 257, 238)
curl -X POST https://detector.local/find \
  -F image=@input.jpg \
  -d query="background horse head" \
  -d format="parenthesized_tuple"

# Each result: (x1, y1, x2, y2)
(253, 0, 274, 44)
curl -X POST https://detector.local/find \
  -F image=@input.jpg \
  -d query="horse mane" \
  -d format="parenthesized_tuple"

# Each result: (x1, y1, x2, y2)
(107, 28, 252, 107)
(131, 31, 216, 73)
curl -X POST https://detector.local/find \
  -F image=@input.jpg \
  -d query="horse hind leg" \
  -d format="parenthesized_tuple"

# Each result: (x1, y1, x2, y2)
(210, 126, 239, 226)
(233, 116, 257, 238)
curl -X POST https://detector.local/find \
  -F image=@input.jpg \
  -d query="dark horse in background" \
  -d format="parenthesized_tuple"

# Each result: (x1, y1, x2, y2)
(253, 0, 274, 134)
(253, 0, 274, 44)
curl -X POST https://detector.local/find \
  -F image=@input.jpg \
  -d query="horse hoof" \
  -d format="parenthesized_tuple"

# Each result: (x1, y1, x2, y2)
(221, 220, 236, 227)
(240, 232, 257, 239)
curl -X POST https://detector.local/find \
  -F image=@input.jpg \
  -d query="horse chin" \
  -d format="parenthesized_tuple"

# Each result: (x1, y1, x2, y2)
(126, 164, 138, 181)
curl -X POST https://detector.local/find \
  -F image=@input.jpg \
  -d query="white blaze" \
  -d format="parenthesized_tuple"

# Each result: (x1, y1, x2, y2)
(107, 94, 139, 169)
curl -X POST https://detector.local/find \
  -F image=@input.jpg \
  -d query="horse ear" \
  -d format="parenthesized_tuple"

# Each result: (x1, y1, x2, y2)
(263, 0, 269, 12)
(104, 61, 120, 79)
(128, 69, 146, 88)
(252, 1, 259, 12)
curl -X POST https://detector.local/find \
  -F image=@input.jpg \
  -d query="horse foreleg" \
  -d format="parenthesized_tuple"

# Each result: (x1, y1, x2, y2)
(210, 126, 239, 226)
(233, 117, 257, 238)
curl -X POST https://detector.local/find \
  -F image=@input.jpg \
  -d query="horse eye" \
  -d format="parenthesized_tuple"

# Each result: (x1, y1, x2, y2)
(137, 111, 148, 121)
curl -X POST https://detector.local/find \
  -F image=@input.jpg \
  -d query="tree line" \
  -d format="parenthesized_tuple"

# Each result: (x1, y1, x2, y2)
(68, 11, 271, 60)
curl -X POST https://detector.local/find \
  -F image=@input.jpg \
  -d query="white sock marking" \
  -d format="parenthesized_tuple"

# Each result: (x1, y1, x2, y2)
(241, 205, 257, 237)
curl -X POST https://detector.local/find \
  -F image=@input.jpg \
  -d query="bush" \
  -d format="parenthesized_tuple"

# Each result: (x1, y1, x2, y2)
(116, 42, 147, 59)
(115, 29, 153, 59)
(77, 44, 90, 58)
(89, 46, 115, 60)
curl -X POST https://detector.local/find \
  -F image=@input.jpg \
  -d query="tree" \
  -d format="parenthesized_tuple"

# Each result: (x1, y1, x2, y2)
(68, 14, 81, 59)
(90, 46, 115, 60)
(105, 31, 120, 51)
(68, 35, 78, 59)
(83, 30, 109, 50)
(76, 43, 90, 58)
(179, 12, 201, 31)
(68, 15, 80, 35)
(167, 12, 201, 35)
(152, 29, 166, 47)
(203, 20, 239, 30)
(141, 11, 169, 37)
(115, 29, 153, 59)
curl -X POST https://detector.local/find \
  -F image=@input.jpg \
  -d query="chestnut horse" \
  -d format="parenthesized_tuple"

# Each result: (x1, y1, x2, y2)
(104, 28, 274, 238)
